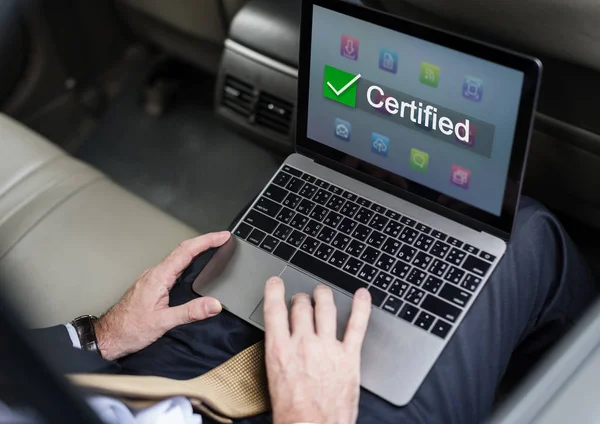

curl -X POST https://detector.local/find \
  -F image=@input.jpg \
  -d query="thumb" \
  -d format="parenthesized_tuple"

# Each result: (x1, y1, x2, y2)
(160, 297, 222, 330)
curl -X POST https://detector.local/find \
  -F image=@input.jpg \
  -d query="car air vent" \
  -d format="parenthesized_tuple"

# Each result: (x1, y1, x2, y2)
(221, 75, 255, 117)
(255, 92, 294, 136)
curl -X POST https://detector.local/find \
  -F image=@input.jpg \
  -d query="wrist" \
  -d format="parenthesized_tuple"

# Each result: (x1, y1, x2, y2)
(93, 313, 124, 361)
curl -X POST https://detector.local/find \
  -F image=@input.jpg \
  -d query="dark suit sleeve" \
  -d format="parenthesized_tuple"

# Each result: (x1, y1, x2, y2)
(30, 326, 120, 374)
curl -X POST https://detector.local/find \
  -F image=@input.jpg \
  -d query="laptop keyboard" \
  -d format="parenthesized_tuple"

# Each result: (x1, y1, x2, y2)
(233, 165, 496, 340)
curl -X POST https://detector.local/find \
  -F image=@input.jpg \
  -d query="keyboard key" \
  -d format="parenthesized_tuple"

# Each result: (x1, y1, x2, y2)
(323, 211, 343, 228)
(338, 218, 358, 235)
(300, 173, 316, 183)
(296, 199, 315, 215)
(309, 205, 328, 221)
(255, 197, 282, 218)
(370, 203, 387, 214)
(382, 295, 403, 315)
(431, 319, 452, 339)
(273, 171, 292, 187)
(343, 257, 364, 275)
(342, 191, 357, 201)
(273, 242, 295, 261)
(368, 286, 388, 307)
(260, 235, 279, 253)
(360, 246, 380, 264)
(298, 183, 318, 199)
(383, 221, 403, 238)
(399, 216, 416, 227)
(415, 223, 431, 234)
(234, 222, 253, 239)
(346, 240, 366, 257)
(406, 268, 427, 286)
(462, 255, 491, 277)
(314, 244, 334, 261)
(358, 264, 378, 283)
(328, 250, 349, 268)
(390, 260, 411, 280)
(384, 210, 401, 221)
(429, 259, 449, 277)
(446, 248, 467, 266)
(282, 193, 302, 209)
(326, 195, 345, 211)
(366, 231, 386, 248)
(316, 226, 336, 244)
(398, 228, 418, 244)
(479, 251, 496, 262)
(421, 295, 461, 323)
(444, 266, 465, 285)
(461, 274, 482, 292)
(373, 272, 394, 291)
(340, 201, 360, 218)
(404, 287, 425, 305)
(375, 253, 395, 272)
(422, 275, 443, 294)
(397, 245, 416, 262)
(412, 251, 433, 270)
(414, 234, 434, 252)
(244, 210, 278, 233)
(381, 238, 401, 255)
(302, 219, 323, 237)
(300, 236, 319, 254)
(463, 244, 479, 255)
(328, 184, 344, 195)
(287, 230, 306, 247)
(355, 207, 374, 224)
(389, 280, 409, 298)
(352, 224, 371, 241)
(282, 165, 302, 176)
(274, 224, 293, 241)
(263, 184, 288, 203)
(446, 237, 463, 248)
(439, 284, 472, 308)
(332, 233, 351, 250)
(313, 179, 330, 189)
(430, 241, 450, 259)
(398, 304, 419, 323)
(355, 197, 371, 207)
(289, 214, 309, 231)
(415, 311, 435, 331)
(285, 177, 305, 193)
(430, 230, 447, 241)
(312, 189, 332, 205)
(275, 207, 295, 224)
(247, 229, 266, 246)
(369, 213, 389, 231)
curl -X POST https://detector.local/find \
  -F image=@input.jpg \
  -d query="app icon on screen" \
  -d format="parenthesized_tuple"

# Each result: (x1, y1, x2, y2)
(410, 148, 429, 172)
(371, 133, 389, 157)
(334, 118, 351, 141)
(455, 121, 477, 146)
(463, 76, 483, 102)
(419, 62, 440, 88)
(340, 35, 359, 60)
(379, 48, 398, 73)
(450, 165, 471, 189)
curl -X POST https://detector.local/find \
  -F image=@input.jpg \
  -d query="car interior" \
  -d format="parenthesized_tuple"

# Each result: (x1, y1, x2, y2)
(1, 0, 599, 418)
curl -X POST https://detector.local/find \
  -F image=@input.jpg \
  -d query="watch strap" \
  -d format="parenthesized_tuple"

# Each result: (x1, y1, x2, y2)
(71, 315, 101, 356)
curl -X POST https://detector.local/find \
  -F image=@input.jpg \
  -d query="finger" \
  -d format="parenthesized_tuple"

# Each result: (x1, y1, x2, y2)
(263, 277, 290, 341)
(159, 296, 222, 331)
(156, 232, 231, 284)
(290, 292, 315, 335)
(314, 285, 337, 338)
(343, 288, 372, 353)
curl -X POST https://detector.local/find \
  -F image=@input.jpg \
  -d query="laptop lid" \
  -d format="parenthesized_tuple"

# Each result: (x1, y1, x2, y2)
(296, 0, 542, 240)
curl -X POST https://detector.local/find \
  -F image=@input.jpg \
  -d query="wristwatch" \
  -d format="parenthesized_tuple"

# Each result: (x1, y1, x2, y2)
(71, 315, 101, 356)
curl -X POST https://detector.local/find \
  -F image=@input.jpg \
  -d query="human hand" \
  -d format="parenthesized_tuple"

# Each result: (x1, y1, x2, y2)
(94, 231, 230, 360)
(263, 277, 372, 424)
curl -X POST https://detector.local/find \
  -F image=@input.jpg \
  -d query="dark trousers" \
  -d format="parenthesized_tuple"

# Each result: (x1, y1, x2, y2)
(117, 197, 598, 424)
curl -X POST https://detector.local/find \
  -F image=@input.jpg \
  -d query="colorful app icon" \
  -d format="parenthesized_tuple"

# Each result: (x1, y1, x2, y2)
(334, 118, 351, 141)
(340, 35, 359, 60)
(379, 48, 398, 73)
(410, 148, 429, 172)
(419, 62, 440, 88)
(371, 133, 389, 157)
(450, 165, 471, 189)
(463, 76, 483, 102)
(455, 121, 477, 146)
(323, 65, 361, 107)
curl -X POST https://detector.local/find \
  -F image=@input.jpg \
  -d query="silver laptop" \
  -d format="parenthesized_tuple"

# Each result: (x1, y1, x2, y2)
(193, 0, 541, 406)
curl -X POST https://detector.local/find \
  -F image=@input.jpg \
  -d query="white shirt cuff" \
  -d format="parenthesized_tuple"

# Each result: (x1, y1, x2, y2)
(64, 323, 82, 349)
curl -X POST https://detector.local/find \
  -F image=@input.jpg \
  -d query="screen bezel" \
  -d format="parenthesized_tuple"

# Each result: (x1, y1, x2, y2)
(296, 0, 542, 240)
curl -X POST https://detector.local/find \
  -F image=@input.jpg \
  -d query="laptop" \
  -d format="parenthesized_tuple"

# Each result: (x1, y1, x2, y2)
(193, 0, 541, 406)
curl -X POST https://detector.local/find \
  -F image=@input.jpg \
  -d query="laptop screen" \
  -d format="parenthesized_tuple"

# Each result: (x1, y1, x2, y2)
(303, 4, 530, 224)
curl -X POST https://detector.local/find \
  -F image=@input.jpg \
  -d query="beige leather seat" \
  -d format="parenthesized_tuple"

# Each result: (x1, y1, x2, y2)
(0, 113, 198, 327)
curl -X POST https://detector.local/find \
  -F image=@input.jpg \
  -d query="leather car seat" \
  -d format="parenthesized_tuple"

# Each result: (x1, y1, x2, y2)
(0, 113, 198, 327)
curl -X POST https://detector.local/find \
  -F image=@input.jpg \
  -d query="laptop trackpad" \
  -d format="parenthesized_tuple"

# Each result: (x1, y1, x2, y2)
(249, 266, 353, 340)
